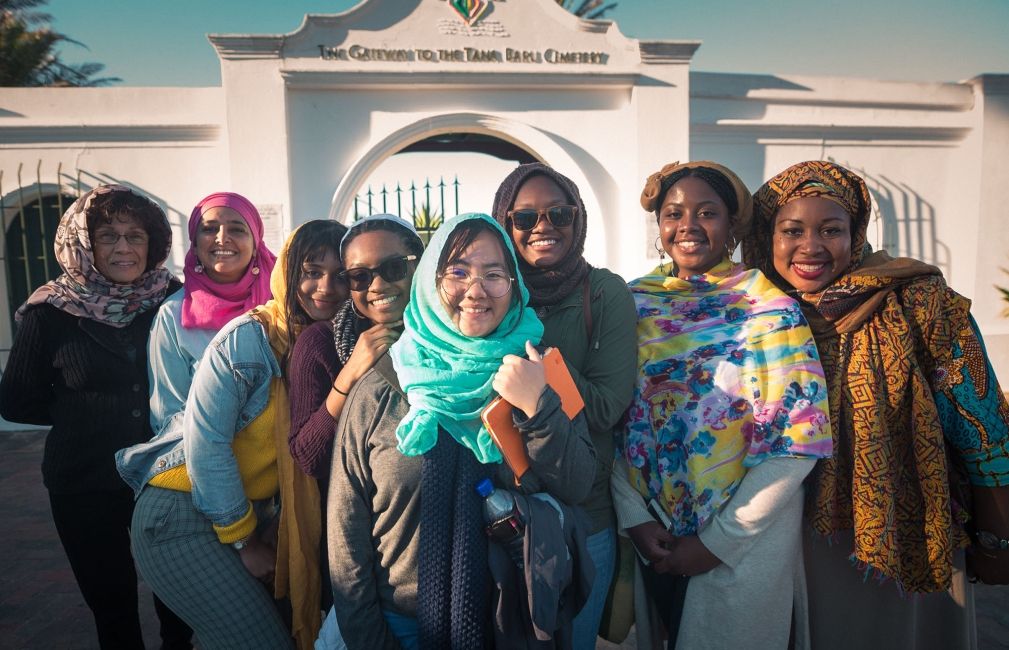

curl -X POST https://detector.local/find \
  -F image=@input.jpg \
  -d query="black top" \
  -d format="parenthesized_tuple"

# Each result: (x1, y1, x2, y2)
(0, 282, 178, 494)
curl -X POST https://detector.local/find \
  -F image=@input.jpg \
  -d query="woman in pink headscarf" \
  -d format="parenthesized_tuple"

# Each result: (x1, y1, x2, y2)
(123, 192, 276, 481)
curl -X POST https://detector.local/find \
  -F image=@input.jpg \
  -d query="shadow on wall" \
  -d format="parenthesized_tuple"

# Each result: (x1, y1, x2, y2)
(541, 128, 620, 269)
(844, 161, 951, 278)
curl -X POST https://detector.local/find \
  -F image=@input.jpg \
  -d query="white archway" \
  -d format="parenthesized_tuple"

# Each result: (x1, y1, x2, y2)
(327, 112, 610, 265)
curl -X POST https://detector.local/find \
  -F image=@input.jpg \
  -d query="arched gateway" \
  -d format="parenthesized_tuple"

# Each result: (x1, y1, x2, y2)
(208, 0, 699, 276)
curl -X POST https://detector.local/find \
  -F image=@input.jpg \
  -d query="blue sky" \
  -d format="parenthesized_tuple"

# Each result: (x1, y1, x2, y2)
(46, 0, 1009, 86)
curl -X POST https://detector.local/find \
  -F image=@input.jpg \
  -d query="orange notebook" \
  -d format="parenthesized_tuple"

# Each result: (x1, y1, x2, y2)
(481, 348, 585, 485)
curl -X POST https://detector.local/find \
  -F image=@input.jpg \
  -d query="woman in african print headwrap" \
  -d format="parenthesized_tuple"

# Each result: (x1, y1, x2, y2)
(742, 160, 1009, 650)
(611, 161, 833, 649)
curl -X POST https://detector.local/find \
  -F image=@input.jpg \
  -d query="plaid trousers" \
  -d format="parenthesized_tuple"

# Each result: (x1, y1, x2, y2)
(131, 486, 293, 649)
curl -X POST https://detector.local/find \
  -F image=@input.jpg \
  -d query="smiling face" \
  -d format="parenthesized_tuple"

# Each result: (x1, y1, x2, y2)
(296, 248, 348, 322)
(658, 175, 733, 279)
(508, 175, 575, 269)
(342, 229, 416, 324)
(195, 206, 255, 284)
(772, 196, 853, 293)
(441, 230, 513, 338)
(91, 214, 150, 285)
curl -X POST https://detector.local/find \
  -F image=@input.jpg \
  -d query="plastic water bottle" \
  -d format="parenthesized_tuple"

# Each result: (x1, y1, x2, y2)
(475, 478, 525, 569)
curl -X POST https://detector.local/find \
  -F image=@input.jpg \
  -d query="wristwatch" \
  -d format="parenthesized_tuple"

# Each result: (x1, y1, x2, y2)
(974, 529, 1009, 551)
(232, 536, 250, 551)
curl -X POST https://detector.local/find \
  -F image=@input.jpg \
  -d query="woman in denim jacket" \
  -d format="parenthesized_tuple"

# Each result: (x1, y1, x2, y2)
(143, 192, 276, 457)
(118, 220, 347, 650)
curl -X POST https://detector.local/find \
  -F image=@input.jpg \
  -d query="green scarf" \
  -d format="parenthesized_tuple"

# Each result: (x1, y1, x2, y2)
(390, 213, 544, 463)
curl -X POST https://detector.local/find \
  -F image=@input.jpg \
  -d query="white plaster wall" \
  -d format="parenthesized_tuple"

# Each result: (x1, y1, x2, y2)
(968, 75, 1009, 384)
(210, 0, 695, 282)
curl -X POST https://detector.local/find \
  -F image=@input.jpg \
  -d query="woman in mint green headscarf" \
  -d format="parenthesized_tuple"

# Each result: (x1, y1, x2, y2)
(326, 213, 595, 650)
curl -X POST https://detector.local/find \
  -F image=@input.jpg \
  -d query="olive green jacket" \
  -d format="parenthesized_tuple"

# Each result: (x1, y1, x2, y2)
(538, 266, 638, 533)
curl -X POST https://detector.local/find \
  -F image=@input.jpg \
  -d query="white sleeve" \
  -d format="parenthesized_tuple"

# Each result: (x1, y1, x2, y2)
(611, 456, 656, 534)
(698, 457, 815, 568)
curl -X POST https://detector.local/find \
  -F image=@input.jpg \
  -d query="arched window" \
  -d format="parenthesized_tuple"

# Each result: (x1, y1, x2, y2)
(5, 193, 73, 328)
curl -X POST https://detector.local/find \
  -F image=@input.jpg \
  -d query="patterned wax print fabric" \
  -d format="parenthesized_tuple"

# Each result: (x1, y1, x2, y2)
(742, 159, 873, 281)
(791, 253, 1009, 593)
(622, 260, 832, 535)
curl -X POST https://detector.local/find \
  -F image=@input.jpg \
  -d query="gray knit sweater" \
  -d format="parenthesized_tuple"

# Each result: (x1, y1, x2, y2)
(327, 354, 595, 650)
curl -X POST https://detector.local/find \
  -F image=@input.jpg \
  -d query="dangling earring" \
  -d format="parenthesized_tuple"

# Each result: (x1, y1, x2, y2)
(654, 235, 668, 274)
(251, 266, 260, 275)
(194, 263, 204, 274)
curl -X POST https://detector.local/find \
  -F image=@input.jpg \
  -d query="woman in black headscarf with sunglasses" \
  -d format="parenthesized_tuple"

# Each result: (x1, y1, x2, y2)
(492, 163, 638, 647)
(289, 214, 424, 487)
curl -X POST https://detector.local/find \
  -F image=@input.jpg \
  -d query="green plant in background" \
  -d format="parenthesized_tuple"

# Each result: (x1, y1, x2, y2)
(410, 202, 443, 247)
(0, 0, 119, 86)
(997, 268, 1009, 317)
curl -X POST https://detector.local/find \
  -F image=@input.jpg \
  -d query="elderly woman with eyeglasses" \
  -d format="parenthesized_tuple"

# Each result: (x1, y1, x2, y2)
(326, 213, 595, 649)
(0, 185, 193, 649)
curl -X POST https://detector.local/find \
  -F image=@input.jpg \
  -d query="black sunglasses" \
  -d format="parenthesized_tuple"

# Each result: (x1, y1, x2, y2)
(340, 255, 417, 291)
(506, 205, 578, 231)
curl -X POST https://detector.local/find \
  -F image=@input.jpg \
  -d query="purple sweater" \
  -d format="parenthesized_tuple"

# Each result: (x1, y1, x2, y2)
(288, 319, 344, 482)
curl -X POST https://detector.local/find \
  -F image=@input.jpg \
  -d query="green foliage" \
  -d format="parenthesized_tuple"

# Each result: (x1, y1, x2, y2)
(410, 202, 443, 247)
(997, 268, 1009, 317)
(0, 0, 118, 86)
(555, 0, 618, 20)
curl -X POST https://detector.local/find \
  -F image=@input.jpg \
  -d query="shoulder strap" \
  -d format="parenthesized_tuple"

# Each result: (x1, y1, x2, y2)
(582, 274, 593, 340)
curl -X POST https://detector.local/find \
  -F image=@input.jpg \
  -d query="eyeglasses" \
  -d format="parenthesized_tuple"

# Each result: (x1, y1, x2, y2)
(340, 255, 417, 291)
(506, 205, 578, 232)
(438, 267, 514, 299)
(93, 231, 149, 247)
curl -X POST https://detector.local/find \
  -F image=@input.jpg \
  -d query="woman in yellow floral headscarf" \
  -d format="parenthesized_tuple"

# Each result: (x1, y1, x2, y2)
(612, 161, 833, 649)
(743, 160, 1009, 650)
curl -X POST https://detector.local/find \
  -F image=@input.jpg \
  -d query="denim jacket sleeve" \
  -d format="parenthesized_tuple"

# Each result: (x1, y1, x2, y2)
(183, 316, 280, 529)
(148, 290, 192, 438)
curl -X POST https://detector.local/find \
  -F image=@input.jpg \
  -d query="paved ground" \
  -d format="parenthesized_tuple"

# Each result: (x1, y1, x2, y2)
(1, 429, 1007, 649)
